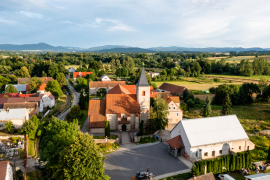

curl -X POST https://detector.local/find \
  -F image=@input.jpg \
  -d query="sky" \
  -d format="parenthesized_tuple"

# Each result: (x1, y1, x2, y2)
(0, 0, 270, 48)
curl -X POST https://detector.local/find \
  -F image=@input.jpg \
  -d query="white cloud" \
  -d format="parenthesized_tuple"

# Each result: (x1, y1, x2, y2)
(0, 16, 18, 25)
(95, 18, 135, 32)
(19, 11, 43, 18)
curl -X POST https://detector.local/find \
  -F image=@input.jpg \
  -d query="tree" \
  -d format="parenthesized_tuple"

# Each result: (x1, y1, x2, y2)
(5, 121, 13, 133)
(258, 77, 268, 94)
(5, 84, 18, 93)
(21, 120, 37, 139)
(54, 133, 109, 180)
(48, 64, 59, 78)
(96, 88, 107, 98)
(146, 106, 158, 132)
(41, 71, 47, 77)
(121, 67, 128, 77)
(267, 146, 270, 161)
(18, 66, 31, 78)
(30, 115, 40, 127)
(56, 73, 67, 88)
(160, 69, 167, 76)
(70, 105, 80, 117)
(40, 117, 79, 177)
(45, 80, 63, 98)
(202, 96, 212, 117)
(222, 94, 232, 115)
(105, 121, 110, 137)
(154, 94, 169, 130)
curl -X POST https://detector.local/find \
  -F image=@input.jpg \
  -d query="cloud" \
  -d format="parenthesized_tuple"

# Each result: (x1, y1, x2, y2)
(19, 11, 43, 18)
(95, 18, 135, 32)
(0, 16, 18, 25)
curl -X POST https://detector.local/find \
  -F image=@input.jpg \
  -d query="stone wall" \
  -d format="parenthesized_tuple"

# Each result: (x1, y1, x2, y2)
(90, 128, 105, 134)
(134, 130, 159, 142)
(93, 138, 119, 144)
(0, 135, 25, 140)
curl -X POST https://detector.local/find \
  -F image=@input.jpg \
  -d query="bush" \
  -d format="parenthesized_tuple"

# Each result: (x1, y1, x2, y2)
(139, 136, 156, 144)
(187, 99, 195, 109)
(37, 115, 42, 119)
(209, 87, 217, 94)
(214, 78, 221, 82)
(98, 143, 119, 153)
(185, 93, 194, 102)
(13, 129, 18, 133)
(139, 120, 144, 135)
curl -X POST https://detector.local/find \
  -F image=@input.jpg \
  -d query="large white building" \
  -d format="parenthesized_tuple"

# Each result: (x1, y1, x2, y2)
(168, 115, 255, 161)
(0, 108, 29, 130)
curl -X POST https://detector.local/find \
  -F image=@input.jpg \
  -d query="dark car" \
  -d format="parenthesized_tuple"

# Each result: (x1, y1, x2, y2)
(136, 171, 155, 179)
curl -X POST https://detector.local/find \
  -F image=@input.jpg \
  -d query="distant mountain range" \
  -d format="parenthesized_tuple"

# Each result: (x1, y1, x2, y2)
(0, 43, 270, 53)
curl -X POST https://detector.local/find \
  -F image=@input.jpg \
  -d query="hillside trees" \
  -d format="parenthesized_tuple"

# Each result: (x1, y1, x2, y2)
(45, 80, 63, 98)
(18, 66, 31, 78)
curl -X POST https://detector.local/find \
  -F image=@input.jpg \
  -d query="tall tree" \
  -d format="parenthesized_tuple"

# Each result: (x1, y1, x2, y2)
(5, 121, 13, 133)
(48, 64, 59, 78)
(70, 105, 80, 117)
(154, 94, 169, 130)
(54, 133, 109, 180)
(45, 80, 63, 98)
(78, 91, 86, 110)
(21, 120, 37, 139)
(5, 84, 18, 93)
(222, 94, 232, 115)
(202, 96, 212, 117)
(18, 66, 31, 78)
(56, 73, 68, 88)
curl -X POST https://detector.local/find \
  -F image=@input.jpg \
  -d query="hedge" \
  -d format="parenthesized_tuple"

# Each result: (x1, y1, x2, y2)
(192, 151, 252, 176)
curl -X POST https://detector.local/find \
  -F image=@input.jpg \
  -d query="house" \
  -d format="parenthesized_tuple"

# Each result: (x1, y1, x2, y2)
(17, 77, 54, 84)
(0, 97, 43, 112)
(0, 108, 29, 130)
(168, 115, 255, 161)
(3, 102, 39, 118)
(5, 84, 30, 94)
(162, 95, 183, 126)
(68, 67, 76, 73)
(148, 72, 160, 78)
(88, 66, 150, 133)
(188, 172, 215, 180)
(89, 81, 126, 95)
(158, 83, 186, 96)
(0, 93, 38, 98)
(245, 173, 270, 180)
(39, 92, 55, 108)
(0, 161, 13, 180)
(37, 83, 47, 94)
(100, 75, 111, 82)
(73, 72, 92, 84)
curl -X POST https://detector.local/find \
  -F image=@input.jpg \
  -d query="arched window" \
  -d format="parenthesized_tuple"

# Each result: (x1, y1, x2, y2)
(142, 91, 145, 96)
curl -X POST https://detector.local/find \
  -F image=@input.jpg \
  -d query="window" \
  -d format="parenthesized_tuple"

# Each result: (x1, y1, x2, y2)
(176, 113, 179, 116)
(247, 146, 249, 150)
(196, 151, 199, 157)
(173, 107, 175, 110)
(239, 146, 241, 150)
(0, 124, 3, 128)
(142, 91, 145, 96)
(204, 152, 208, 156)
(212, 151, 215, 157)
(169, 107, 171, 110)
(219, 150, 222, 154)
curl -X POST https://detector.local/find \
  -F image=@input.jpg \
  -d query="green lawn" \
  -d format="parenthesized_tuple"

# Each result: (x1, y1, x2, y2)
(28, 139, 35, 156)
(78, 110, 88, 127)
(27, 170, 46, 180)
(54, 94, 68, 111)
(0, 129, 22, 136)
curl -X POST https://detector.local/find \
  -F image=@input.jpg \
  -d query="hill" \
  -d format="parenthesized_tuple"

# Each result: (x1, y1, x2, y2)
(94, 47, 156, 53)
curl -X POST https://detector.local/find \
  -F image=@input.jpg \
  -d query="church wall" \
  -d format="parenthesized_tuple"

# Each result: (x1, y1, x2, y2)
(106, 114, 118, 130)
(130, 114, 135, 129)
(135, 117, 140, 129)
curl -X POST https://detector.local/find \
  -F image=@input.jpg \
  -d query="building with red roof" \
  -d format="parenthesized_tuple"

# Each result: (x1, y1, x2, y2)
(73, 72, 92, 84)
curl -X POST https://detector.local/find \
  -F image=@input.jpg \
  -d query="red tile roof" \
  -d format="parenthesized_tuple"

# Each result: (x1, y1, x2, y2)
(38, 83, 47, 91)
(166, 135, 185, 149)
(88, 100, 106, 128)
(89, 81, 126, 88)
(108, 84, 158, 98)
(0, 93, 38, 98)
(162, 95, 180, 105)
(0, 161, 12, 180)
(73, 72, 92, 78)
(159, 83, 186, 95)
(106, 94, 140, 114)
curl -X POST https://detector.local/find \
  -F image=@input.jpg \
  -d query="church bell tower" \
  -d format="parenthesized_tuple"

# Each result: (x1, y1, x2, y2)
(136, 64, 150, 121)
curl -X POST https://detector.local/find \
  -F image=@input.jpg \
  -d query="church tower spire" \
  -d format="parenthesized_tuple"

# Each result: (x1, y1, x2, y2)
(136, 63, 150, 121)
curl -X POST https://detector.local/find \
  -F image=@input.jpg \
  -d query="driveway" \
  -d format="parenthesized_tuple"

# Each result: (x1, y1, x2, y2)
(104, 143, 189, 180)
(58, 81, 80, 120)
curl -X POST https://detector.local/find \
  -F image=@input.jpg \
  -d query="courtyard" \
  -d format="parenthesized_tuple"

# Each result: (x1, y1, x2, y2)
(104, 142, 190, 180)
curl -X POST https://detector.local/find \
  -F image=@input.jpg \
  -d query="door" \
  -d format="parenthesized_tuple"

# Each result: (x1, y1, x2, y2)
(122, 124, 127, 131)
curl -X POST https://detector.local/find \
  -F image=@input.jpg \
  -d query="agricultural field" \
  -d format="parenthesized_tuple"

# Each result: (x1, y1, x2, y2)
(65, 65, 81, 70)
(206, 55, 270, 63)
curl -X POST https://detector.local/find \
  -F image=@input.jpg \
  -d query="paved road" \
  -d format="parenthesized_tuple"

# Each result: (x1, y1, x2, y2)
(81, 116, 89, 133)
(58, 82, 80, 120)
(104, 143, 189, 180)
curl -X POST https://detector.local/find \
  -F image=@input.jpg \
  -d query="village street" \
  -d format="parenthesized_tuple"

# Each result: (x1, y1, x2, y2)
(104, 140, 191, 180)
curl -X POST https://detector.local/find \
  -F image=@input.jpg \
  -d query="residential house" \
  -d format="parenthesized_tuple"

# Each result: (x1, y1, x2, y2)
(89, 81, 126, 95)
(73, 72, 92, 84)
(100, 74, 111, 82)
(88, 66, 150, 133)
(68, 67, 76, 73)
(148, 72, 160, 78)
(168, 115, 255, 161)
(37, 83, 47, 94)
(3, 102, 39, 118)
(5, 84, 30, 94)
(188, 172, 215, 180)
(0, 108, 29, 130)
(158, 83, 186, 96)
(162, 95, 183, 126)
(0, 161, 13, 180)
(0, 97, 43, 112)
(39, 92, 55, 108)
(0, 93, 38, 98)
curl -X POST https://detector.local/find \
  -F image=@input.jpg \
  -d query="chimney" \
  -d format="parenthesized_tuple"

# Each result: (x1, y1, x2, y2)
(204, 165, 207, 175)
(167, 94, 170, 99)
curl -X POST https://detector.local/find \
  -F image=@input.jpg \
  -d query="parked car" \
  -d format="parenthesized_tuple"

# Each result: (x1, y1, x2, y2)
(136, 171, 155, 179)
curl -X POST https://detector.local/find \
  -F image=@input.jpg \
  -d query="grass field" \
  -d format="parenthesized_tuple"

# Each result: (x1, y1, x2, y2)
(55, 94, 68, 111)
(205, 74, 270, 80)
(65, 65, 81, 70)
(28, 139, 35, 156)
(206, 55, 270, 63)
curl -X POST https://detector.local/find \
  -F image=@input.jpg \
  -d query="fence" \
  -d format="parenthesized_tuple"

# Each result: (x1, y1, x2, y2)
(133, 130, 160, 143)
(0, 135, 25, 140)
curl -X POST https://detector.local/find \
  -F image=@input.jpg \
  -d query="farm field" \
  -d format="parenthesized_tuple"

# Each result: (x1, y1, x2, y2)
(205, 74, 270, 80)
(206, 55, 270, 63)
(65, 65, 81, 70)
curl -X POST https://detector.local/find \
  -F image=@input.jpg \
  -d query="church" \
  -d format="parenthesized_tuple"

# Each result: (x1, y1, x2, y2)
(88, 66, 153, 133)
